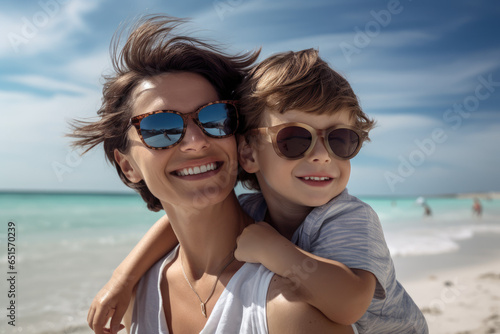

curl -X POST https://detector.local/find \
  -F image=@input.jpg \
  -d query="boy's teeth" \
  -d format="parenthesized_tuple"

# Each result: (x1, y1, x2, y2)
(176, 163, 217, 176)
(303, 176, 330, 181)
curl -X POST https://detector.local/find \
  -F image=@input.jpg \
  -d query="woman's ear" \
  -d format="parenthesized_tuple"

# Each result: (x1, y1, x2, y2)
(237, 134, 260, 173)
(114, 149, 143, 183)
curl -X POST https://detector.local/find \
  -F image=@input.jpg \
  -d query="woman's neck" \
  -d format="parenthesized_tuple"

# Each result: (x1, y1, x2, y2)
(162, 191, 253, 277)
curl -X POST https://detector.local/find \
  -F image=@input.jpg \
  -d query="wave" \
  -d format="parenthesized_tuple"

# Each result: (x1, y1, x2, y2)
(385, 223, 500, 257)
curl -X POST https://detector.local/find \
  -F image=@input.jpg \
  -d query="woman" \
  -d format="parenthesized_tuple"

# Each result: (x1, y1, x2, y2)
(71, 15, 354, 333)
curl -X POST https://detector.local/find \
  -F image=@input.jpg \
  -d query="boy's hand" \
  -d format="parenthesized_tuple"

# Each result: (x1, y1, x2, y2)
(87, 274, 130, 334)
(235, 221, 281, 264)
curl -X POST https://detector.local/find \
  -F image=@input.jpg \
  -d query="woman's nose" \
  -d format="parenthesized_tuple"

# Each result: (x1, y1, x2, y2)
(178, 119, 210, 152)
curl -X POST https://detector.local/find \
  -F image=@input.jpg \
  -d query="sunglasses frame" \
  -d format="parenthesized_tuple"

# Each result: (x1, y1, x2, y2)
(248, 122, 367, 160)
(128, 100, 239, 150)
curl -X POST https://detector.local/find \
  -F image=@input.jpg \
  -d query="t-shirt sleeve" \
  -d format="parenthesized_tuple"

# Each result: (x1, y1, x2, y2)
(302, 200, 391, 299)
(238, 192, 267, 222)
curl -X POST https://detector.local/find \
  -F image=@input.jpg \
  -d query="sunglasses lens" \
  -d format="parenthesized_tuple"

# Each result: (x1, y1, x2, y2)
(198, 103, 238, 137)
(276, 126, 312, 158)
(328, 129, 360, 158)
(140, 113, 184, 148)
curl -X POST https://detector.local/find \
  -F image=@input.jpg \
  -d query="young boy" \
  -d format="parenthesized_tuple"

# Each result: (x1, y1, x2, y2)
(234, 49, 427, 333)
(88, 49, 427, 334)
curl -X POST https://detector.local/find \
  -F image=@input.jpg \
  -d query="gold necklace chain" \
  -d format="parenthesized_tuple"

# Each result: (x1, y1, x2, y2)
(180, 249, 235, 317)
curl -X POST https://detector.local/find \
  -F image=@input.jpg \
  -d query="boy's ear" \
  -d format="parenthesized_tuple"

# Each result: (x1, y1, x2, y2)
(237, 134, 260, 173)
(114, 149, 143, 183)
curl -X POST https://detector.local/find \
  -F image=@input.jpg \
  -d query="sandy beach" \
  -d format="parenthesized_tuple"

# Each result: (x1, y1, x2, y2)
(394, 233, 500, 334)
(2, 193, 499, 333)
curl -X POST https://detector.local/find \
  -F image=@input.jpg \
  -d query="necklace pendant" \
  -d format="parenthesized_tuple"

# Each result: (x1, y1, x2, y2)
(201, 302, 207, 317)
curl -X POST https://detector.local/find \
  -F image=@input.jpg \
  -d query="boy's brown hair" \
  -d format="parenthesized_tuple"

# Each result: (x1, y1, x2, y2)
(237, 48, 375, 191)
(69, 15, 259, 211)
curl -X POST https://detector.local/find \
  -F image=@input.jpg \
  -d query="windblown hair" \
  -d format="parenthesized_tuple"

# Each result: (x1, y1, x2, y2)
(69, 15, 259, 211)
(237, 48, 375, 191)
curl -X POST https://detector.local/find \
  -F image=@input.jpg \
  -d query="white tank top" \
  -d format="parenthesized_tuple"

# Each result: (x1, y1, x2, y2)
(130, 246, 274, 334)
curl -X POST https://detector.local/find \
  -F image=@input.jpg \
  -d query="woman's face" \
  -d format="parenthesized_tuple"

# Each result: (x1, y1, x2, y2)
(118, 72, 238, 210)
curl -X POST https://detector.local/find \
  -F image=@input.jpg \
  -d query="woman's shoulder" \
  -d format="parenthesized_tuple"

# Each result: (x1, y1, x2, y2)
(144, 245, 179, 279)
(266, 275, 354, 334)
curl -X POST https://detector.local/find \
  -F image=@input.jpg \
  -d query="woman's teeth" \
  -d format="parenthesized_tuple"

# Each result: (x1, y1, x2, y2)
(303, 176, 331, 181)
(176, 163, 218, 176)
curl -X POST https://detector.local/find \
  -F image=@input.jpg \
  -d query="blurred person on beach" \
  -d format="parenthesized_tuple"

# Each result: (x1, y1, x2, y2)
(417, 196, 432, 217)
(85, 26, 427, 334)
(70, 15, 356, 334)
(423, 203, 432, 217)
(473, 198, 482, 217)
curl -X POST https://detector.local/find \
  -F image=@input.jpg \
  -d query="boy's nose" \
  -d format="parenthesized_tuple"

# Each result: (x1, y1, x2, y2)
(178, 119, 210, 152)
(308, 136, 331, 163)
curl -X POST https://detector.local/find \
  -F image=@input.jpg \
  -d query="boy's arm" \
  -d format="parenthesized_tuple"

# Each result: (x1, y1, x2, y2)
(235, 222, 376, 325)
(88, 214, 177, 334)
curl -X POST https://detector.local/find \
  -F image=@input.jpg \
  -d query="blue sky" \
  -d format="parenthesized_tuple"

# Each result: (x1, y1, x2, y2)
(0, 0, 499, 196)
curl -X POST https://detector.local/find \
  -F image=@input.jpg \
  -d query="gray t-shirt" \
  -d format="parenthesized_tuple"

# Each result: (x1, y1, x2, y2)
(239, 189, 428, 334)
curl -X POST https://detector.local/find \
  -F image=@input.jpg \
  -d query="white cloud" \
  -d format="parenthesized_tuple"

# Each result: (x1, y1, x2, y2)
(372, 113, 441, 133)
(359, 113, 443, 163)
(0, 87, 107, 191)
(357, 114, 500, 195)
(0, 14, 22, 56)
(424, 121, 500, 168)
(54, 49, 112, 87)
(4, 75, 96, 95)
(0, 0, 100, 57)
(186, 12, 500, 113)
(350, 51, 500, 110)
(189, 0, 356, 55)
(62, 0, 99, 30)
(0, 89, 101, 147)
(256, 33, 355, 56)
(0, 0, 498, 195)
(195, 0, 335, 25)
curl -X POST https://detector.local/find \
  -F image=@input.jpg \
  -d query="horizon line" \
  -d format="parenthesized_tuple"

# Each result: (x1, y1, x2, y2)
(1, 189, 499, 199)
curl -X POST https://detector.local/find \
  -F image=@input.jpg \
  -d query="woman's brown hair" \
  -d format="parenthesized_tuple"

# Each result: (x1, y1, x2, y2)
(69, 15, 259, 211)
(236, 48, 375, 191)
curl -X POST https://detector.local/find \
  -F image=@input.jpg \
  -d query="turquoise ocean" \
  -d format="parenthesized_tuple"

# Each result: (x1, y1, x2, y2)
(1, 191, 500, 333)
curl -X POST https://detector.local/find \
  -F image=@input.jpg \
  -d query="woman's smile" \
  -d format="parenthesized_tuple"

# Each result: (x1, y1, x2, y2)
(172, 161, 223, 179)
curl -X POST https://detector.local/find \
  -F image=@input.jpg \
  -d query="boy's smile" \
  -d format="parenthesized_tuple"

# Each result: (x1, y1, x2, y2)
(297, 175, 334, 187)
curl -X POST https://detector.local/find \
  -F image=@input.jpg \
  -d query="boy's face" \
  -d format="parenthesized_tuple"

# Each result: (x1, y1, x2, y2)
(240, 109, 353, 208)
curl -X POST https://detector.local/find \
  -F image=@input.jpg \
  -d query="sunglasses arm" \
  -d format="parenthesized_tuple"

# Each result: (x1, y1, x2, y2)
(247, 128, 273, 144)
